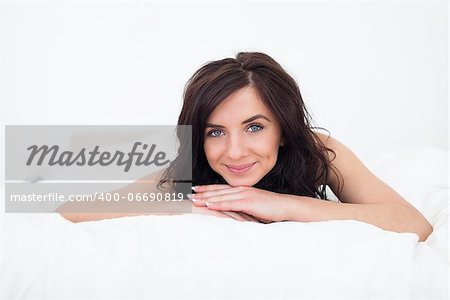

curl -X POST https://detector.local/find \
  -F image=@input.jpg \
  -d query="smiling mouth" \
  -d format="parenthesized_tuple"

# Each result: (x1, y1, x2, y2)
(226, 162, 256, 174)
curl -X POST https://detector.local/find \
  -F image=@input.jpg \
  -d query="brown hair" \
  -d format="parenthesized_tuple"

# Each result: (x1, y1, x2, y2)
(158, 52, 343, 200)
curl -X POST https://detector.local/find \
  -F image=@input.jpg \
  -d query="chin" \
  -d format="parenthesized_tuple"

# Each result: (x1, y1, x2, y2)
(222, 176, 258, 187)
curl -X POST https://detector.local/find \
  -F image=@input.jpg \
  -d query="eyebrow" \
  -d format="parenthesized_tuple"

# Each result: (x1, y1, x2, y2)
(205, 114, 271, 128)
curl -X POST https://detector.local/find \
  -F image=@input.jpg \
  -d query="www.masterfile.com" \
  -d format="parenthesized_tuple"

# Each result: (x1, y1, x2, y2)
(9, 192, 185, 202)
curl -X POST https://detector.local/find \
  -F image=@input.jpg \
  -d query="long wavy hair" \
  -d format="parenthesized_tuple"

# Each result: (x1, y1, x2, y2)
(158, 52, 343, 200)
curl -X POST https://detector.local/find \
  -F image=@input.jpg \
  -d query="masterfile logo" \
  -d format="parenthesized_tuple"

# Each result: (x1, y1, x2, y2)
(4, 125, 193, 213)
(25, 142, 170, 172)
(6, 125, 192, 181)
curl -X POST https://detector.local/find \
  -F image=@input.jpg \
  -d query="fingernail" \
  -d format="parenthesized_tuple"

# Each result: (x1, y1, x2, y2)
(187, 194, 197, 202)
(191, 186, 199, 191)
(205, 202, 210, 206)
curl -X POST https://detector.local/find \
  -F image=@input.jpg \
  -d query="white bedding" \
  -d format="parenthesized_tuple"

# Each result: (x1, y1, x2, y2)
(1, 147, 448, 300)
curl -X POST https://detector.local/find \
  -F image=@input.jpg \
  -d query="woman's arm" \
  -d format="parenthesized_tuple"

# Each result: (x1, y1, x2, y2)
(55, 170, 260, 223)
(299, 133, 433, 242)
(54, 169, 172, 222)
(191, 184, 433, 241)
(283, 195, 432, 242)
(194, 135, 433, 241)
(57, 203, 260, 223)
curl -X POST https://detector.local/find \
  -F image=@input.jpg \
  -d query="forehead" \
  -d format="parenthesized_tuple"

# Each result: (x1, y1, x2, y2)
(207, 87, 274, 122)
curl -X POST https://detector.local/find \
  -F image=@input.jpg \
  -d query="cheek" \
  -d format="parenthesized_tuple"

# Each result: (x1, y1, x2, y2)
(252, 139, 280, 157)
(203, 141, 222, 164)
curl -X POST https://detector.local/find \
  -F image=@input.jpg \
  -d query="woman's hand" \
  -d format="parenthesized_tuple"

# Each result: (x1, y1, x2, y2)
(190, 184, 292, 223)
(190, 203, 261, 223)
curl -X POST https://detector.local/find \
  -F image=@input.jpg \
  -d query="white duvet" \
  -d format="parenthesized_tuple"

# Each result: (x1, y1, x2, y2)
(1, 147, 448, 300)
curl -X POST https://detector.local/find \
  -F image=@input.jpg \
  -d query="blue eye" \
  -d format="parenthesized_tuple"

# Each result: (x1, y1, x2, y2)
(248, 124, 263, 132)
(206, 124, 263, 137)
(207, 129, 224, 137)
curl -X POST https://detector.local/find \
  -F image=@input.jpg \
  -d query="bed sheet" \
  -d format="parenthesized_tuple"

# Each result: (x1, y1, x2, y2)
(0, 147, 448, 300)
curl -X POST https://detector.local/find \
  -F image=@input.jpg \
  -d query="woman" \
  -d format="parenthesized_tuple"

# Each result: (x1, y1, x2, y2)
(60, 52, 433, 242)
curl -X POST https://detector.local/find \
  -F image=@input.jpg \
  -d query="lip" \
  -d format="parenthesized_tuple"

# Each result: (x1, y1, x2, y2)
(226, 162, 256, 174)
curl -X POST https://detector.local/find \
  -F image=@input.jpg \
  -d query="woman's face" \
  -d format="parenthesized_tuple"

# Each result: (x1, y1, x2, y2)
(203, 86, 283, 187)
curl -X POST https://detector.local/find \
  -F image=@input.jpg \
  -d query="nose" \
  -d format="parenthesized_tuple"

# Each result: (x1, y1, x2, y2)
(225, 133, 248, 161)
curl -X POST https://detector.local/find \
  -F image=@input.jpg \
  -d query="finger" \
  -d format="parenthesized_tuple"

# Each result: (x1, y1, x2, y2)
(202, 201, 265, 223)
(200, 192, 244, 204)
(191, 204, 244, 220)
(238, 212, 261, 223)
(235, 213, 260, 223)
(191, 197, 207, 207)
(221, 211, 250, 222)
(193, 184, 231, 193)
(252, 216, 273, 224)
(205, 199, 247, 212)
(194, 186, 245, 199)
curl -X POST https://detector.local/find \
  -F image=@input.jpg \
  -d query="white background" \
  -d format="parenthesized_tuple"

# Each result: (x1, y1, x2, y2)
(1, 0, 448, 181)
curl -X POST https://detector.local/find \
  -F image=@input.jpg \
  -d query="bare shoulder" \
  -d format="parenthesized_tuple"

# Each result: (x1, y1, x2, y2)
(313, 131, 352, 163)
(312, 131, 415, 208)
(312, 131, 380, 198)
(313, 131, 338, 152)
